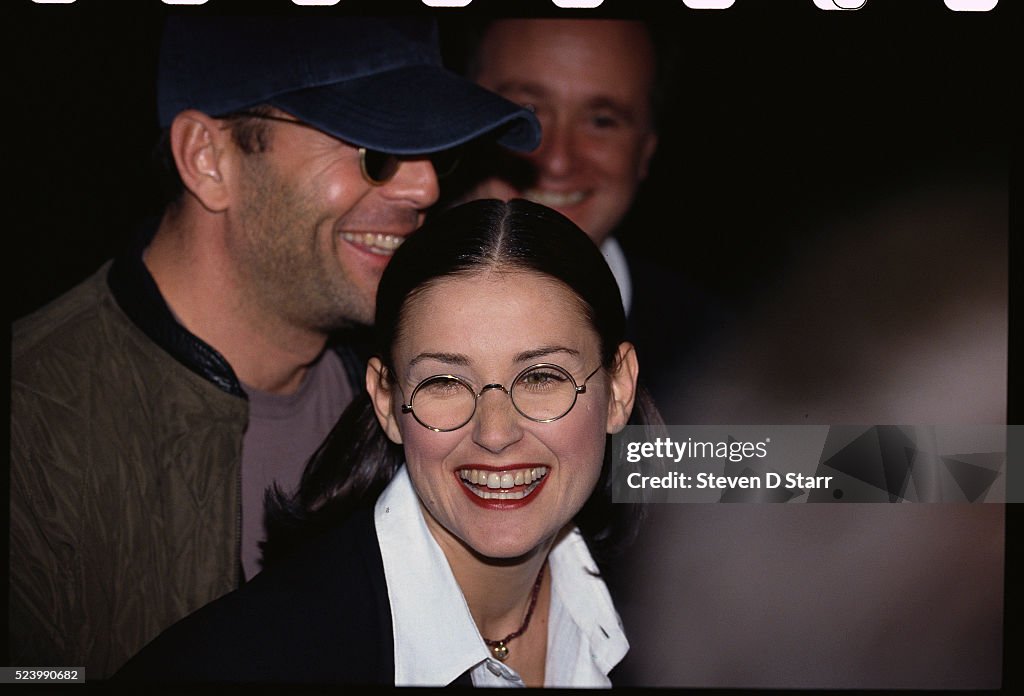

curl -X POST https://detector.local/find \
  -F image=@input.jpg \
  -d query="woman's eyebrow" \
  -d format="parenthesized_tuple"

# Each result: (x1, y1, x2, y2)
(408, 347, 581, 368)
(408, 352, 470, 368)
(513, 346, 580, 364)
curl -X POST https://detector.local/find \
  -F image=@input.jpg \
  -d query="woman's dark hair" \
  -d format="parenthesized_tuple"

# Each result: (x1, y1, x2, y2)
(263, 198, 661, 567)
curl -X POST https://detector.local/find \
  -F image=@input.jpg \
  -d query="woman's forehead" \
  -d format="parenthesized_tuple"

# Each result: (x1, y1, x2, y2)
(395, 270, 596, 361)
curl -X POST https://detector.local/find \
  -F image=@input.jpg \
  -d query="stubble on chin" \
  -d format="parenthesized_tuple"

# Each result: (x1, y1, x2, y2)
(234, 161, 375, 334)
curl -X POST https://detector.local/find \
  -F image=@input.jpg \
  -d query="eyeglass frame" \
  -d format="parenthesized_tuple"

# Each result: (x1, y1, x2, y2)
(215, 110, 461, 186)
(399, 362, 603, 433)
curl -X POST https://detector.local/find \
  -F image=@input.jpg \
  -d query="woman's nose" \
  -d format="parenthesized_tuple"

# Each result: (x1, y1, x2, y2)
(471, 387, 524, 453)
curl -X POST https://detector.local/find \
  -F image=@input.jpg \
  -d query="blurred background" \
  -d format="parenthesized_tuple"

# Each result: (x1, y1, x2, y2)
(10, 0, 1013, 689)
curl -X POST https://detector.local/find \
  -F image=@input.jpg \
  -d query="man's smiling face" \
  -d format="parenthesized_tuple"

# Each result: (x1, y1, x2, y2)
(469, 19, 658, 246)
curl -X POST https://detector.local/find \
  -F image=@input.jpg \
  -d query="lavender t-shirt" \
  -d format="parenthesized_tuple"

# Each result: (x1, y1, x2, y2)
(240, 349, 354, 579)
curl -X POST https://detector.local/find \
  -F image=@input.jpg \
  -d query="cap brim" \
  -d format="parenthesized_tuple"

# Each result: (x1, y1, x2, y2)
(270, 65, 540, 155)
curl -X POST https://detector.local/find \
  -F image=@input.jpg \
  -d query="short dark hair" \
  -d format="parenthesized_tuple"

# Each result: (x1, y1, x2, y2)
(263, 199, 662, 568)
(151, 106, 276, 209)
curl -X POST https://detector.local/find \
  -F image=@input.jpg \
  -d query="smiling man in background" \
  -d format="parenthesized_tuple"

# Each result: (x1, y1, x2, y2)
(10, 15, 538, 678)
(470, 19, 658, 251)
(458, 18, 724, 415)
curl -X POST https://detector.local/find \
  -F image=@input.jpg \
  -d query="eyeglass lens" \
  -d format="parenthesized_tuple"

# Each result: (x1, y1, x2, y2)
(408, 365, 580, 432)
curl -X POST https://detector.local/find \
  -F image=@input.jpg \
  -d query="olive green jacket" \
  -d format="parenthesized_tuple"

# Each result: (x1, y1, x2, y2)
(10, 260, 248, 679)
(9, 239, 364, 679)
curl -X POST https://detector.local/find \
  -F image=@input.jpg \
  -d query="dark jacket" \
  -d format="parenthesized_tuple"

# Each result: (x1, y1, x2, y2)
(115, 506, 403, 685)
(9, 225, 365, 678)
(623, 249, 731, 423)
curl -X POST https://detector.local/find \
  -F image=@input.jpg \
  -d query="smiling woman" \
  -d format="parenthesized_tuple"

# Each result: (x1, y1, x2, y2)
(116, 199, 662, 687)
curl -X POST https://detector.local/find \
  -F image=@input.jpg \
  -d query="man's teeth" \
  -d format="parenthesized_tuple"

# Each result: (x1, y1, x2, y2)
(523, 189, 587, 207)
(340, 232, 405, 255)
(458, 467, 549, 500)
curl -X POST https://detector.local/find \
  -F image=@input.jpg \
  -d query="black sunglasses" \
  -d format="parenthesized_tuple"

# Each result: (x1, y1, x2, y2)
(220, 110, 461, 185)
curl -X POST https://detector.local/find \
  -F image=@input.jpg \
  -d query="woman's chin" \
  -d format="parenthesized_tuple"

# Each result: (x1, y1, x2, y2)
(459, 529, 556, 566)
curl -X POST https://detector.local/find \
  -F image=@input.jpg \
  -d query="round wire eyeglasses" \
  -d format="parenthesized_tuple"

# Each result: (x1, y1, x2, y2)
(400, 363, 602, 432)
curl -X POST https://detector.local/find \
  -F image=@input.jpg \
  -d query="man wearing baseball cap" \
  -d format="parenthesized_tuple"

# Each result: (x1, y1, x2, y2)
(10, 15, 539, 679)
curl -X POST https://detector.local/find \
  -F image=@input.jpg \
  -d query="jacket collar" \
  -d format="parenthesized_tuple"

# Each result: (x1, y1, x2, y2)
(107, 219, 370, 400)
(107, 219, 247, 398)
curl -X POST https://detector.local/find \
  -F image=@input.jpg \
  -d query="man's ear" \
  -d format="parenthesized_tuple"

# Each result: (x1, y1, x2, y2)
(366, 357, 403, 445)
(637, 131, 659, 181)
(606, 342, 639, 435)
(169, 110, 233, 213)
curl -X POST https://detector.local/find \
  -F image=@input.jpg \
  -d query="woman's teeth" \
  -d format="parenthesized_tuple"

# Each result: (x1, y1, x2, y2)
(458, 467, 549, 500)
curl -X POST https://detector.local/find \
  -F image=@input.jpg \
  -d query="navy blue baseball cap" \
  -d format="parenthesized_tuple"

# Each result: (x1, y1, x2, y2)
(157, 16, 540, 155)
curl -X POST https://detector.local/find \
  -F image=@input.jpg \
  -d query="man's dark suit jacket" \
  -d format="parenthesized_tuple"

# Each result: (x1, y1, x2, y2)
(624, 250, 728, 423)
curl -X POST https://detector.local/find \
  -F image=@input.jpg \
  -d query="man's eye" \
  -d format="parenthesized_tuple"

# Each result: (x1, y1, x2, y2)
(591, 114, 622, 129)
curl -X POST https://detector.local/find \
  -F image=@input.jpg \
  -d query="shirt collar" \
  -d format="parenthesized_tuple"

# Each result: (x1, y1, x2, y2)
(546, 527, 629, 686)
(600, 236, 632, 316)
(375, 466, 491, 686)
(375, 466, 628, 687)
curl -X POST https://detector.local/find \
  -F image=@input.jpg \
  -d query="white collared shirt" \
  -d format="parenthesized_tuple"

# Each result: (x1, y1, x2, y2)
(375, 466, 629, 687)
(600, 236, 632, 316)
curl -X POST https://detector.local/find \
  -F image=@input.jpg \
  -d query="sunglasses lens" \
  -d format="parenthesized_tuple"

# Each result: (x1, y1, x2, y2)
(431, 149, 462, 179)
(362, 149, 400, 184)
(361, 148, 460, 184)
